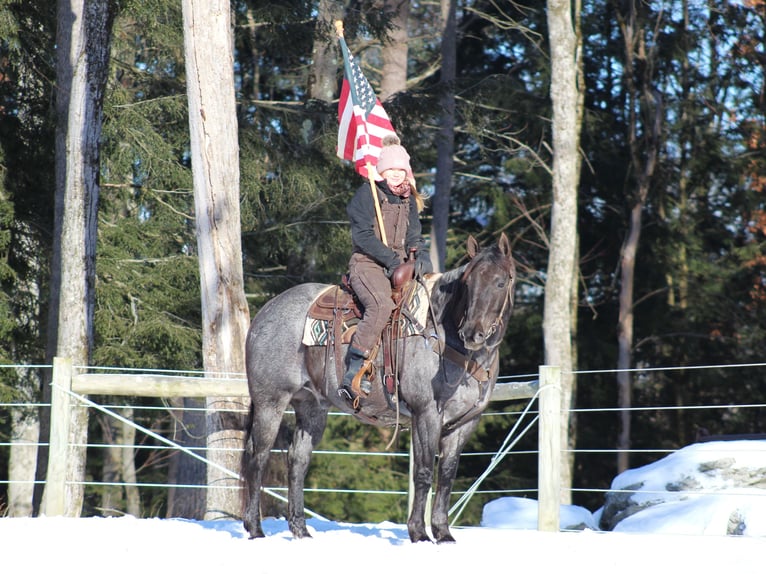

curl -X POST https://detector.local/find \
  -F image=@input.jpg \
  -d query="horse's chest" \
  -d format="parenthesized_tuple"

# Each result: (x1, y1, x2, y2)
(433, 373, 494, 426)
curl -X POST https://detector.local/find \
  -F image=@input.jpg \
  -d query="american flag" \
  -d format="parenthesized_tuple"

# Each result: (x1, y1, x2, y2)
(337, 36, 397, 179)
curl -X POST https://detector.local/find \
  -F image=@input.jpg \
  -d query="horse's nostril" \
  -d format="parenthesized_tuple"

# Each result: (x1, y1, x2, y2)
(460, 329, 485, 346)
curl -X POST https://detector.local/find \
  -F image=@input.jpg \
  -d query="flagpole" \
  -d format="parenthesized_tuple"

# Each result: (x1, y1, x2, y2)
(365, 163, 388, 247)
(335, 20, 388, 247)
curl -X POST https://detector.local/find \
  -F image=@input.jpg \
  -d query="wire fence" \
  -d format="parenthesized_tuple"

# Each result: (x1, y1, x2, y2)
(1, 360, 765, 521)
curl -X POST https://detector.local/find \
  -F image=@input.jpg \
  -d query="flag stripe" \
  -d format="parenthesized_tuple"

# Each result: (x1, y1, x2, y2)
(336, 36, 398, 179)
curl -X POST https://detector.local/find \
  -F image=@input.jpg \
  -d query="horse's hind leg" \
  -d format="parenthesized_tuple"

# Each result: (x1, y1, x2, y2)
(285, 392, 329, 538)
(241, 395, 291, 539)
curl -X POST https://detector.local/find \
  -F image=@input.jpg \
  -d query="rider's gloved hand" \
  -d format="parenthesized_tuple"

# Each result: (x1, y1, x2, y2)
(414, 255, 433, 278)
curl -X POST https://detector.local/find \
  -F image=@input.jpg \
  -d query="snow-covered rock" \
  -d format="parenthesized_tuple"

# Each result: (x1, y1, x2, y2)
(598, 440, 766, 535)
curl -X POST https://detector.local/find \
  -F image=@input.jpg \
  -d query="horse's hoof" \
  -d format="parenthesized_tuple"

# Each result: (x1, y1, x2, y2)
(244, 519, 265, 539)
(246, 528, 265, 540)
(436, 535, 457, 544)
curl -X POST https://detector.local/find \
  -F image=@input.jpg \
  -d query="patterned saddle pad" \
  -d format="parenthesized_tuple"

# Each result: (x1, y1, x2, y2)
(302, 277, 435, 347)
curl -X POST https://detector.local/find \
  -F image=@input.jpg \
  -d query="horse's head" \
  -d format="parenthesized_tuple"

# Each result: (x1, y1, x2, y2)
(457, 233, 516, 351)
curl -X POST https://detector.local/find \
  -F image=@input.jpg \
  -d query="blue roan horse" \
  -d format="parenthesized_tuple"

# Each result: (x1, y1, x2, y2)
(240, 233, 516, 543)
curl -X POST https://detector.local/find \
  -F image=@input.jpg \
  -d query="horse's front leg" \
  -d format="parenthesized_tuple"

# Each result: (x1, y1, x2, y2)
(286, 394, 329, 538)
(407, 408, 441, 543)
(431, 418, 481, 543)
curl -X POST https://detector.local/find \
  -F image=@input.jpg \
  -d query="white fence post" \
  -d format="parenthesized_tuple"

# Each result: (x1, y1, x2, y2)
(42, 356, 72, 516)
(537, 365, 561, 532)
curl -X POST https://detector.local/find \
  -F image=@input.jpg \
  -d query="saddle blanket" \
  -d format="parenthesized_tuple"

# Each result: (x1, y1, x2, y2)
(301, 277, 436, 347)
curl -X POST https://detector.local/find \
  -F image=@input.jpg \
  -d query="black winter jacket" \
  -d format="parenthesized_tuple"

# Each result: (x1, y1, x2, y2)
(346, 180, 427, 272)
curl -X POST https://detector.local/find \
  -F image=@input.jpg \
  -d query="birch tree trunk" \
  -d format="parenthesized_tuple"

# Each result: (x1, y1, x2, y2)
(40, 0, 115, 517)
(182, 0, 251, 520)
(544, 0, 581, 505)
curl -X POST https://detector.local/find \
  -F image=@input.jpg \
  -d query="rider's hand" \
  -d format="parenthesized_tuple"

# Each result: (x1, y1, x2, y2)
(414, 256, 433, 278)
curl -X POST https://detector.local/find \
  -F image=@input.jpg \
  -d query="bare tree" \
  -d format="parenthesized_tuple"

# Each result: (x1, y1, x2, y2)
(182, 0, 251, 520)
(38, 0, 116, 516)
(166, 397, 207, 518)
(430, 0, 456, 272)
(308, 0, 342, 102)
(8, 221, 45, 516)
(99, 409, 140, 516)
(379, 0, 410, 102)
(614, 2, 662, 473)
(544, 0, 582, 504)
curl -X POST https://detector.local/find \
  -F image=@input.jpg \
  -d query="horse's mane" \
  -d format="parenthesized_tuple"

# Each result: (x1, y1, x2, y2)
(428, 264, 467, 329)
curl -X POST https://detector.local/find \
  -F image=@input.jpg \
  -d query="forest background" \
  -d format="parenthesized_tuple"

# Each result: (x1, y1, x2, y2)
(0, 0, 765, 526)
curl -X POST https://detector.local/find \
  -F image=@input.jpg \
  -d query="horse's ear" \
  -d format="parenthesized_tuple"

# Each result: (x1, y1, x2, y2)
(498, 232, 511, 256)
(466, 235, 479, 259)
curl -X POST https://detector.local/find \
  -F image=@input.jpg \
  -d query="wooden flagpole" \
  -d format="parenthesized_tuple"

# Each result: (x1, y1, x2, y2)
(366, 163, 388, 246)
(335, 20, 388, 247)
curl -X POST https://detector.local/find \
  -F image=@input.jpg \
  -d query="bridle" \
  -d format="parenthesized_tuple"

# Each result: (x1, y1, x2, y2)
(457, 254, 515, 343)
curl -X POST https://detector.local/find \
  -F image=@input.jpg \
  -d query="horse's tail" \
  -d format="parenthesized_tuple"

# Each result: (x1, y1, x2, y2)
(240, 400, 255, 513)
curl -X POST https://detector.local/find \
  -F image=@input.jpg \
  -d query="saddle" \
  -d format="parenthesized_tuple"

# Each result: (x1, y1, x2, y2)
(305, 263, 423, 403)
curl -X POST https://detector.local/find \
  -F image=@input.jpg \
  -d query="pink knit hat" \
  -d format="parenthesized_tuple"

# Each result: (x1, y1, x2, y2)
(376, 135, 411, 175)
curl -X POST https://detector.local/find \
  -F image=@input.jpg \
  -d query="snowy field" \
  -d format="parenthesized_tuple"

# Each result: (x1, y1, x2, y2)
(2, 514, 764, 574)
(3, 440, 765, 573)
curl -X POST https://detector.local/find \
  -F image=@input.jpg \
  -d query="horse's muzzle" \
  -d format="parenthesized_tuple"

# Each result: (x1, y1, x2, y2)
(459, 326, 487, 351)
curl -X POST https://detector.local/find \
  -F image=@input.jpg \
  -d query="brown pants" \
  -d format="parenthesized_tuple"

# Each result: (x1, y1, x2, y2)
(348, 255, 396, 356)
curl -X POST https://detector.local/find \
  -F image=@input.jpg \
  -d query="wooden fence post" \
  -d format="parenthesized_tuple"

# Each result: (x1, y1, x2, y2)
(537, 365, 561, 532)
(42, 356, 72, 516)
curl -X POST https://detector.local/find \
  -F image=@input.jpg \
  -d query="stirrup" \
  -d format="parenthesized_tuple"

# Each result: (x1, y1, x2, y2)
(338, 385, 361, 410)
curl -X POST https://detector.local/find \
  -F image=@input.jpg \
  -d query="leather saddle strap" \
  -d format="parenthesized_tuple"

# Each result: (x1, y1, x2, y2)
(332, 288, 345, 385)
(434, 340, 492, 382)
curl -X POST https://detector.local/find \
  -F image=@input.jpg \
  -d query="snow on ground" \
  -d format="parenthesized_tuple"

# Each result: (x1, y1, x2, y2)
(4, 440, 765, 573)
(2, 514, 764, 574)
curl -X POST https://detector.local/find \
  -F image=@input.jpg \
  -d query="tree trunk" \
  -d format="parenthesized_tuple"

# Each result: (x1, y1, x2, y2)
(8, 405, 38, 517)
(41, 0, 115, 517)
(308, 0, 341, 102)
(120, 410, 140, 516)
(430, 0, 456, 272)
(166, 397, 207, 519)
(100, 414, 125, 516)
(614, 3, 662, 474)
(565, 0, 585, 503)
(544, 0, 580, 505)
(99, 408, 140, 516)
(9, 218, 45, 516)
(182, 0, 251, 521)
(379, 0, 410, 103)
